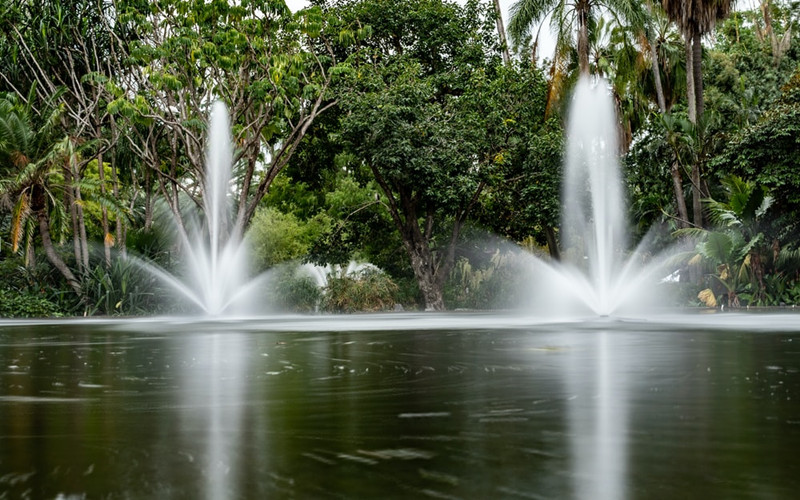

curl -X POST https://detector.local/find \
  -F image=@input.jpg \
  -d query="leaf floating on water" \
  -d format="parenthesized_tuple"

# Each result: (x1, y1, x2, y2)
(698, 289, 717, 307)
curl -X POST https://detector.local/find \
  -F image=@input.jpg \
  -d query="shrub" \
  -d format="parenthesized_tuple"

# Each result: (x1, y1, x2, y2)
(0, 289, 63, 317)
(266, 265, 323, 313)
(83, 257, 172, 316)
(321, 269, 398, 313)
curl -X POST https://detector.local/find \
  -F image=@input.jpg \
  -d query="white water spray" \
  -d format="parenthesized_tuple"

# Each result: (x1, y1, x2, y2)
(139, 102, 263, 316)
(526, 78, 674, 317)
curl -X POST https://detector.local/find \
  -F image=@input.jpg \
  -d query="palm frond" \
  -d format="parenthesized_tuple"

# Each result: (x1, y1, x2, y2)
(11, 191, 31, 253)
(508, 0, 557, 45)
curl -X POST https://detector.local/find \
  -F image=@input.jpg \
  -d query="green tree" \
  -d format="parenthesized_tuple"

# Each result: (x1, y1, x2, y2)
(109, 0, 341, 237)
(334, 0, 511, 310)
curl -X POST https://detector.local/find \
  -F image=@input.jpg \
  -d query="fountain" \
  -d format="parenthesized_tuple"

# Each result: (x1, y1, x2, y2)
(138, 101, 257, 315)
(524, 77, 674, 318)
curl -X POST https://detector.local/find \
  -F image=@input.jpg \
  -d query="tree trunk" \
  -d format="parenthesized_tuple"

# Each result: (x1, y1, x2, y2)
(649, 28, 667, 113)
(408, 246, 446, 311)
(685, 35, 696, 123)
(692, 30, 704, 119)
(111, 149, 126, 257)
(97, 150, 112, 267)
(73, 163, 90, 271)
(577, 4, 590, 76)
(144, 160, 154, 230)
(670, 161, 690, 228)
(66, 164, 83, 268)
(691, 160, 703, 228)
(492, 0, 511, 66)
(687, 30, 703, 228)
(545, 225, 560, 260)
(38, 208, 82, 299)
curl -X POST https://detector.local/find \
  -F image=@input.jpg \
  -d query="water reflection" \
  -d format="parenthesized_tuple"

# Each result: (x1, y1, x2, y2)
(179, 333, 249, 500)
(564, 331, 628, 500)
(2, 318, 800, 498)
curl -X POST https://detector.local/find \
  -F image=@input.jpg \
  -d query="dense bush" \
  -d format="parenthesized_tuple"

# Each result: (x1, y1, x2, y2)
(321, 269, 399, 313)
(265, 265, 324, 313)
(0, 289, 63, 317)
(82, 257, 172, 316)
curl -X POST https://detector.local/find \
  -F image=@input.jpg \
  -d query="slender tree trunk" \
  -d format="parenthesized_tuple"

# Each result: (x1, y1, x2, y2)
(577, 4, 590, 76)
(73, 163, 90, 271)
(38, 206, 82, 298)
(649, 29, 667, 113)
(492, 0, 511, 66)
(66, 165, 83, 267)
(97, 150, 112, 267)
(685, 30, 703, 228)
(691, 159, 703, 228)
(670, 162, 690, 228)
(144, 155, 154, 230)
(685, 35, 696, 123)
(692, 30, 704, 119)
(544, 226, 560, 260)
(111, 149, 125, 257)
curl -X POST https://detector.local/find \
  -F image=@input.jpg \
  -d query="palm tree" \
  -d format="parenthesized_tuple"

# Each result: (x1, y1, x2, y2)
(491, 0, 512, 65)
(661, 0, 734, 121)
(508, 0, 647, 76)
(661, 1, 733, 229)
(0, 91, 83, 298)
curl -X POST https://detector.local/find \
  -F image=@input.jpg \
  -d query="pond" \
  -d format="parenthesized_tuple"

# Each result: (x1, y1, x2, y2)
(1, 312, 800, 499)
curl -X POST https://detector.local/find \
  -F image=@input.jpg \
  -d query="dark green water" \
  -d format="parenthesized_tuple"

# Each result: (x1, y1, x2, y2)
(1, 313, 799, 499)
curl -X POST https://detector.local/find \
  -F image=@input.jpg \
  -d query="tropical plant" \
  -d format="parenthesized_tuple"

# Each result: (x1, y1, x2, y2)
(661, 0, 735, 230)
(0, 91, 84, 298)
(682, 175, 773, 307)
(509, 0, 647, 76)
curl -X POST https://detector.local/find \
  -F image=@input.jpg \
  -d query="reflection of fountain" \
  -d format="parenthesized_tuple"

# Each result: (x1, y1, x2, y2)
(564, 331, 628, 500)
(139, 102, 260, 315)
(526, 78, 672, 317)
(179, 333, 249, 499)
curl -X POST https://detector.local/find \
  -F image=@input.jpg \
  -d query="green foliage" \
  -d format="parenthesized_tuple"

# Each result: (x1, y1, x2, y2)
(247, 206, 331, 271)
(321, 268, 399, 313)
(712, 69, 800, 241)
(265, 265, 323, 313)
(444, 250, 525, 310)
(0, 288, 63, 318)
(82, 256, 170, 316)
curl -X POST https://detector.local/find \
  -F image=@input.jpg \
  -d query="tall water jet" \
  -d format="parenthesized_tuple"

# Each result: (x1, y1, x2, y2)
(141, 102, 254, 316)
(526, 78, 672, 317)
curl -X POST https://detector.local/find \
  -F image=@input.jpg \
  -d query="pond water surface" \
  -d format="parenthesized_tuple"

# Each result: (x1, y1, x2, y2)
(1, 312, 800, 499)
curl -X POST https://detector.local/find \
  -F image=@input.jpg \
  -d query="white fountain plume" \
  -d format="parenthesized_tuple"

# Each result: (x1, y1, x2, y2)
(135, 101, 266, 316)
(524, 77, 676, 318)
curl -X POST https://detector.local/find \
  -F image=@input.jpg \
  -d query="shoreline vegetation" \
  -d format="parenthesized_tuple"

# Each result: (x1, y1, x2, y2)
(2, 0, 800, 317)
